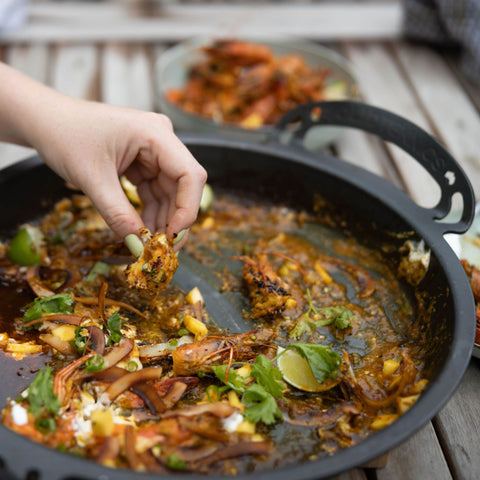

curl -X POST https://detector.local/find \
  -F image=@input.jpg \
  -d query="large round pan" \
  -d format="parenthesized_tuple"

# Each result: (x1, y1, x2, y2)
(0, 102, 475, 480)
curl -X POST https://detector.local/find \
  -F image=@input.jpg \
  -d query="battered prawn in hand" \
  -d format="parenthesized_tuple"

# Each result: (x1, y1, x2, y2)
(124, 228, 179, 291)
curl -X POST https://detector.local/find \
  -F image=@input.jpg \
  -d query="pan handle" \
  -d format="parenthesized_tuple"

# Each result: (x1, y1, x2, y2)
(274, 101, 475, 235)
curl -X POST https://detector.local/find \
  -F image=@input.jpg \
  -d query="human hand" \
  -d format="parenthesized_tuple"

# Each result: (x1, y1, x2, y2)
(0, 63, 207, 243)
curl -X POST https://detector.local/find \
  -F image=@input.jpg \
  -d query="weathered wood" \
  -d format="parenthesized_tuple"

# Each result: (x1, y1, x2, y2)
(333, 468, 368, 480)
(101, 43, 154, 110)
(50, 44, 99, 99)
(433, 361, 480, 480)
(4, 43, 49, 83)
(0, 2, 403, 43)
(375, 422, 452, 480)
(394, 42, 480, 200)
(344, 41, 443, 208)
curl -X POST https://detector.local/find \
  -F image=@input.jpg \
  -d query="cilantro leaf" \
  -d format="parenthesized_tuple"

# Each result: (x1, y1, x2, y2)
(25, 366, 61, 418)
(85, 261, 111, 283)
(107, 311, 123, 344)
(23, 293, 74, 323)
(242, 384, 282, 425)
(316, 306, 353, 329)
(286, 343, 342, 383)
(211, 364, 246, 394)
(250, 354, 285, 399)
(166, 453, 186, 470)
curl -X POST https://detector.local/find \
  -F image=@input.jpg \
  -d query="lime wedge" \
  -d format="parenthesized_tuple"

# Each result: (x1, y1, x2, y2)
(277, 347, 340, 393)
(7, 225, 44, 266)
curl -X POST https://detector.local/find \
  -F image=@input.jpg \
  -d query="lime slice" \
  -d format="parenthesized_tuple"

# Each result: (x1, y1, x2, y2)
(277, 347, 339, 393)
(7, 225, 44, 266)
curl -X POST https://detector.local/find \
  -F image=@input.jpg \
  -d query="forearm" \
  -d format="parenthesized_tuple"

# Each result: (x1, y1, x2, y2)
(0, 62, 73, 150)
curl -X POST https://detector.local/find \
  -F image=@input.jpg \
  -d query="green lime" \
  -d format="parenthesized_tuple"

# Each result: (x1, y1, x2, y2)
(7, 225, 44, 266)
(277, 347, 340, 392)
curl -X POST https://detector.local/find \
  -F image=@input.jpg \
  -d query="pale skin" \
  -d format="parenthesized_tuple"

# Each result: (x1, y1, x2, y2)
(0, 62, 207, 244)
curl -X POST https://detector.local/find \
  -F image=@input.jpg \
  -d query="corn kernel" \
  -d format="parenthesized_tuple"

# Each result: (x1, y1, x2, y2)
(370, 414, 398, 431)
(236, 365, 252, 377)
(383, 359, 400, 376)
(184, 314, 208, 341)
(236, 420, 256, 434)
(5, 342, 42, 354)
(91, 408, 114, 437)
(314, 263, 333, 284)
(396, 394, 420, 414)
(240, 113, 263, 129)
(0, 333, 9, 345)
(201, 217, 215, 229)
(409, 379, 428, 394)
(285, 297, 298, 309)
(186, 287, 204, 306)
(227, 390, 245, 411)
(52, 324, 77, 342)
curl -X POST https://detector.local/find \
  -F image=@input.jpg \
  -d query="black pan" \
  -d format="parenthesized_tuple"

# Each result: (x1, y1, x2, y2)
(0, 101, 475, 480)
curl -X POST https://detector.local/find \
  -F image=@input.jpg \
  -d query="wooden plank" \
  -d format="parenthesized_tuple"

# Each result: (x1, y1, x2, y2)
(335, 124, 404, 189)
(333, 468, 368, 480)
(343, 41, 443, 208)
(375, 423, 452, 480)
(50, 44, 99, 99)
(394, 42, 480, 199)
(151, 43, 169, 112)
(4, 43, 49, 83)
(433, 362, 480, 480)
(0, 43, 49, 169)
(101, 43, 154, 110)
(0, 3, 403, 43)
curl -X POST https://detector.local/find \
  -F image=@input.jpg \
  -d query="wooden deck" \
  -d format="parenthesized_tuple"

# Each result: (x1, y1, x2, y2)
(0, 2, 479, 480)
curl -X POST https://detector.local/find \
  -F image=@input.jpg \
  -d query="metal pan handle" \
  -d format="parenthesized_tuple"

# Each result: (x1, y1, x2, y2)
(274, 101, 475, 235)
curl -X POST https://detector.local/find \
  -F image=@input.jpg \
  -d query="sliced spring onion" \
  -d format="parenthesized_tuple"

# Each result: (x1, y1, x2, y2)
(124, 234, 144, 258)
(200, 183, 214, 212)
(173, 229, 186, 245)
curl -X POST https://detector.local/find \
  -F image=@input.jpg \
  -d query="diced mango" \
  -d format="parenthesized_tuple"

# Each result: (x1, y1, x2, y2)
(370, 414, 398, 431)
(200, 217, 215, 229)
(285, 297, 298, 309)
(91, 408, 114, 437)
(240, 113, 263, 129)
(314, 263, 333, 284)
(227, 390, 245, 411)
(5, 342, 42, 354)
(383, 359, 400, 376)
(236, 420, 256, 434)
(52, 324, 77, 342)
(396, 395, 420, 414)
(186, 287, 204, 306)
(236, 365, 252, 377)
(184, 314, 208, 341)
(409, 379, 428, 394)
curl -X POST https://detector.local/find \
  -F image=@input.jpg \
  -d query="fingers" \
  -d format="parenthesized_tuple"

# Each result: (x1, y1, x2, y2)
(166, 164, 207, 238)
(83, 167, 144, 240)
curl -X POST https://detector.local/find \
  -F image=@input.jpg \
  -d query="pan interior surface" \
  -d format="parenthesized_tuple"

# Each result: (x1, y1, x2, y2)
(0, 143, 472, 480)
